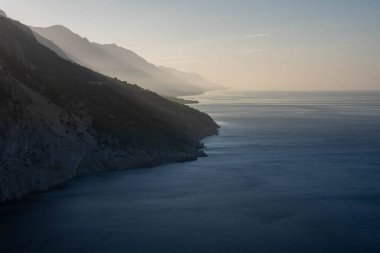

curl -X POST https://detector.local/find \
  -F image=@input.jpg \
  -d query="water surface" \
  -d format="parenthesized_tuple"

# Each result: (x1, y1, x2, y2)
(1, 91, 380, 253)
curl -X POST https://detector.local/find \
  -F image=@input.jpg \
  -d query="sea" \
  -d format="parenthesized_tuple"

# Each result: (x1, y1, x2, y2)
(1, 91, 380, 253)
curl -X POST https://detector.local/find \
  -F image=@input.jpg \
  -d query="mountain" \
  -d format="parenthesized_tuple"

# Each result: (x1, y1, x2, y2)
(0, 9, 6, 17)
(159, 66, 223, 91)
(32, 25, 211, 96)
(0, 16, 218, 202)
(32, 30, 70, 60)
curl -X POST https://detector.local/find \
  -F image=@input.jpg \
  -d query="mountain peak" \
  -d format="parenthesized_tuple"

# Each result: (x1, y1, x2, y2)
(47, 25, 71, 32)
(0, 9, 7, 17)
(34, 25, 91, 43)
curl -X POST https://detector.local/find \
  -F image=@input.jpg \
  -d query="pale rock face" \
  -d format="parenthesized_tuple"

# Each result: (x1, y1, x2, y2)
(0, 9, 6, 17)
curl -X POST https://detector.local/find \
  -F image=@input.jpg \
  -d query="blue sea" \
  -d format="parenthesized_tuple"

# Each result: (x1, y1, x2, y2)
(1, 91, 380, 253)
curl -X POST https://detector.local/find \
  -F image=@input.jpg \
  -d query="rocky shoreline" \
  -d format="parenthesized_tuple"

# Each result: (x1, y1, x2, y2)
(0, 83, 217, 203)
(0, 142, 213, 204)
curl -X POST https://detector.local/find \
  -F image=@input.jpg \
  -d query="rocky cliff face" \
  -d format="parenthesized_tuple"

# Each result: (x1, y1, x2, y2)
(0, 70, 93, 200)
(0, 16, 218, 202)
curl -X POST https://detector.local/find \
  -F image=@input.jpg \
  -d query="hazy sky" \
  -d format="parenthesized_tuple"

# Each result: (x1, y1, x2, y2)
(2, 0, 380, 90)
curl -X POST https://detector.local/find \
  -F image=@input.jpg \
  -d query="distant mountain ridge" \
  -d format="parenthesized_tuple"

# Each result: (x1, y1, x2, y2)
(32, 25, 219, 96)
(159, 66, 223, 91)
(32, 30, 70, 60)
(0, 15, 218, 202)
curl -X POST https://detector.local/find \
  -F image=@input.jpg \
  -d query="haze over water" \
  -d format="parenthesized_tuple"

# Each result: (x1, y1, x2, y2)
(1, 91, 380, 253)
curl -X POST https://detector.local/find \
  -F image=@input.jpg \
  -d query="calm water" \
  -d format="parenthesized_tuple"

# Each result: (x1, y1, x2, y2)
(1, 91, 380, 253)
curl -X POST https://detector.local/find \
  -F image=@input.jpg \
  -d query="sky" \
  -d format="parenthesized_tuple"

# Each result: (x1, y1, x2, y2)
(1, 0, 380, 90)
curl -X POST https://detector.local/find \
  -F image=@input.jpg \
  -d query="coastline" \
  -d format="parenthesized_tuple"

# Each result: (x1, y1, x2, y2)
(164, 96, 199, 105)
(0, 146, 210, 204)
(0, 94, 219, 203)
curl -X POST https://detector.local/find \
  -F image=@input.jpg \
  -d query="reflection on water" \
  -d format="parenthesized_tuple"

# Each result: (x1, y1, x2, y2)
(1, 91, 380, 253)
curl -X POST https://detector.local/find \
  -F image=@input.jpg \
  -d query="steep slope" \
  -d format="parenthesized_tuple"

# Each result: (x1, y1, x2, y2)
(0, 16, 218, 202)
(32, 25, 209, 96)
(31, 30, 71, 61)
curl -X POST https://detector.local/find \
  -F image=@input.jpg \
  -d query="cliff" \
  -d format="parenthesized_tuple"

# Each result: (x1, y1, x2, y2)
(0, 16, 218, 202)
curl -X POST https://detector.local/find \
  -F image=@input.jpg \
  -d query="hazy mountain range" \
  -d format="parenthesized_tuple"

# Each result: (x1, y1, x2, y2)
(32, 25, 221, 97)
(159, 66, 221, 91)
(0, 13, 218, 202)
